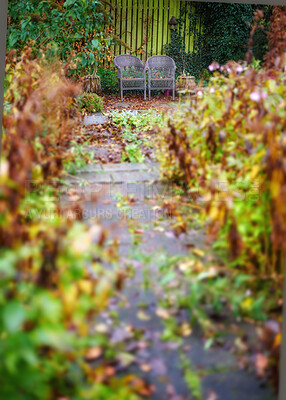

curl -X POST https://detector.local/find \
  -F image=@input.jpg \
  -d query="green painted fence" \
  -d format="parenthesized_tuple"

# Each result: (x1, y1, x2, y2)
(104, 0, 201, 62)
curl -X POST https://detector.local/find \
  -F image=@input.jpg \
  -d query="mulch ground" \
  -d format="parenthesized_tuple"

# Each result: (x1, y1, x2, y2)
(103, 92, 179, 113)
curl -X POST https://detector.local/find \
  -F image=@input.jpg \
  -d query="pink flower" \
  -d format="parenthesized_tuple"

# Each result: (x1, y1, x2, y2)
(236, 65, 243, 74)
(208, 62, 220, 72)
(197, 90, 203, 96)
(210, 87, 215, 94)
(250, 91, 261, 102)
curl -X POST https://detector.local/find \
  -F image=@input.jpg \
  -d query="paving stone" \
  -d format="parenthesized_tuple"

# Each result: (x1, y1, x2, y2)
(75, 163, 104, 173)
(110, 171, 159, 183)
(101, 162, 158, 172)
(113, 101, 130, 108)
(84, 112, 108, 125)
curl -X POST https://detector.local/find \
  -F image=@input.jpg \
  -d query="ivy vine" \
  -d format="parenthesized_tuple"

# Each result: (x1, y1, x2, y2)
(165, 2, 272, 80)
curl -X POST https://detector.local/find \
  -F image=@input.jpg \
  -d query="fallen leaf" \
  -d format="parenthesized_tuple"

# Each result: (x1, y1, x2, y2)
(156, 308, 170, 320)
(178, 259, 195, 272)
(137, 310, 151, 321)
(273, 332, 281, 349)
(234, 337, 248, 353)
(110, 327, 133, 343)
(192, 248, 205, 257)
(116, 352, 136, 367)
(94, 323, 109, 333)
(180, 322, 192, 337)
(140, 364, 151, 372)
(85, 347, 102, 361)
(105, 366, 116, 376)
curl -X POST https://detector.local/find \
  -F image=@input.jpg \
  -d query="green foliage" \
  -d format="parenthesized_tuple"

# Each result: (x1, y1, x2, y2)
(180, 353, 202, 400)
(121, 144, 145, 163)
(165, 4, 272, 79)
(76, 92, 103, 113)
(112, 110, 163, 130)
(0, 49, 141, 400)
(63, 141, 95, 175)
(7, 0, 114, 78)
(111, 110, 164, 162)
(200, 3, 254, 66)
(157, 62, 286, 275)
(97, 66, 119, 94)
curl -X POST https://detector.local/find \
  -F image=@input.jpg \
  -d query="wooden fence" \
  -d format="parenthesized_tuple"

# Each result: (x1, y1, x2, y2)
(104, 0, 201, 62)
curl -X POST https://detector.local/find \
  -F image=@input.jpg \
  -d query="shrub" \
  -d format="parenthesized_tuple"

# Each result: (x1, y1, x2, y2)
(157, 60, 286, 275)
(76, 92, 103, 113)
(0, 49, 140, 400)
(165, 4, 272, 79)
(97, 66, 119, 94)
(7, 0, 115, 79)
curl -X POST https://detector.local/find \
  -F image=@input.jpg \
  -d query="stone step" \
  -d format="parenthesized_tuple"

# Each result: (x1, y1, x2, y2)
(75, 162, 159, 174)
(84, 112, 108, 126)
(67, 170, 160, 184)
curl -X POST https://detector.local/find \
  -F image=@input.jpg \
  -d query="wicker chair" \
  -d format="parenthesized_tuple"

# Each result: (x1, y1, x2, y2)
(146, 55, 176, 100)
(114, 55, 146, 101)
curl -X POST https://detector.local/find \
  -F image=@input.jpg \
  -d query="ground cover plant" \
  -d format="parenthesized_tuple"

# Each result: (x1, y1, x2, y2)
(75, 109, 165, 164)
(76, 92, 104, 114)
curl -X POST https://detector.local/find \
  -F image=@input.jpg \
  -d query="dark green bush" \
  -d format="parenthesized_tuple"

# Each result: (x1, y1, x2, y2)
(165, 4, 272, 80)
(97, 66, 119, 94)
(76, 92, 103, 113)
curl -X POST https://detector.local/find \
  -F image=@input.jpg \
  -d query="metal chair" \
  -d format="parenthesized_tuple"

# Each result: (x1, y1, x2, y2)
(146, 55, 176, 101)
(113, 55, 146, 101)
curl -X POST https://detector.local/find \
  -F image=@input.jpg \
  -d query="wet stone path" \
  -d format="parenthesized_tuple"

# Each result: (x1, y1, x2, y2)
(62, 109, 277, 400)
(63, 159, 277, 400)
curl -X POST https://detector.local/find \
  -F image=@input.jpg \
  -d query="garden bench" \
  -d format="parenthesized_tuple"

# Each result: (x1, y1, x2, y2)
(114, 54, 146, 101)
(146, 55, 176, 101)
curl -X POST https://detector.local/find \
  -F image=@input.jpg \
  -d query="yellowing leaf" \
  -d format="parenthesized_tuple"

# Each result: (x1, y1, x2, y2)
(178, 259, 196, 272)
(94, 323, 109, 333)
(78, 279, 93, 295)
(140, 364, 151, 372)
(250, 165, 260, 180)
(270, 180, 281, 198)
(180, 322, 192, 337)
(209, 206, 219, 220)
(72, 232, 91, 254)
(85, 347, 102, 361)
(155, 308, 170, 320)
(192, 248, 205, 258)
(241, 297, 253, 311)
(273, 332, 281, 349)
(137, 310, 151, 321)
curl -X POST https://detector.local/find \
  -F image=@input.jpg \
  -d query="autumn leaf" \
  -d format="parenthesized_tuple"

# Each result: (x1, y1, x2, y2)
(84, 347, 102, 361)
(137, 310, 151, 321)
(155, 308, 171, 320)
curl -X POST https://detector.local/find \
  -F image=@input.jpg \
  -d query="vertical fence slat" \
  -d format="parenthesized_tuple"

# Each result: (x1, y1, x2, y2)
(127, 0, 132, 53)
(105, 1, 197, 63)
(155, 0, 159, 55)
(150, 0, 154, 56)
(140, 0, 144, 60)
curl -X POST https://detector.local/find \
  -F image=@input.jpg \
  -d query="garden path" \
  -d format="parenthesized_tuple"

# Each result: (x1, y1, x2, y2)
(63, 100, 277, 400)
